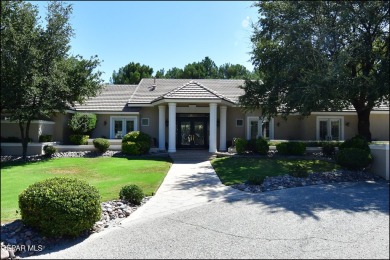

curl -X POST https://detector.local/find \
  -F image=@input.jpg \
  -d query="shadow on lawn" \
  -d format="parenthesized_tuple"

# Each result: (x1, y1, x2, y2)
(171, 161, 389, 221)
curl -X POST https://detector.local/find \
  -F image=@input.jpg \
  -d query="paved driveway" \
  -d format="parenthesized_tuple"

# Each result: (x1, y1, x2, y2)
(31, 160, 389, 259)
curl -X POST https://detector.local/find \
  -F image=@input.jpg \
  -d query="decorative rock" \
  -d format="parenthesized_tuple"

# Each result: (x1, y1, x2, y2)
(6, 238, 17, 245)
(25, 240, 32, 246)
(25, 231, 32, 237)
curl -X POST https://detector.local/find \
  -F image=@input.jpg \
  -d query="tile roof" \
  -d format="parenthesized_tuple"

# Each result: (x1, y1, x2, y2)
(73, 84, 139, 112)
(128, 78, 245, 105)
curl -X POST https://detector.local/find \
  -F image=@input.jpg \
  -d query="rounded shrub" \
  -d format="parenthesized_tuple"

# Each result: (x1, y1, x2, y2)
(68, 113, 97, 135)
(255, 137, 269, 155)
(18, 177, 101, 238)
(288, 164, 310, 178)
(122, 131, 151, 155)
(69, 134, 89, 145)
(322, 142, 336, 157)
(119, 184, 144, 205)
(234, 138, 248, 154)
(122, 141, 141, 155)
(339, 135, 370, 152)
(336, 148, 373, 170)
(247, 173, 266, 185)
(93, 138, 110, 153)
(43, 145, 57, 157)
(39, 135, 53, 142)
(246, 139, 257, 153)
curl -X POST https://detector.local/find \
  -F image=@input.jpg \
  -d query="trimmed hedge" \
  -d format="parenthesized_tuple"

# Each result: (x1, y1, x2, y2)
(69, 134, 89, 145)
(119, 184, 144, 205)
(93, 138, 110, 153)
(18, 177, 101, 238)
(234, 138, 247, 154)
(255, 137, 269, 155)
(247, 174, 266, 185)
(39, 135, 53, 142)
(336, 148, 373, 170)
(276, 142, 306, 155)
(339, 135, 370, 152)
(322, 142, 337, 157)
(121, 131, 151, 155)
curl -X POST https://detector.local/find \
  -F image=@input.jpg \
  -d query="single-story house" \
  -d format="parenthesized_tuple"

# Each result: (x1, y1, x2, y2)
(1, 78, 389, 153)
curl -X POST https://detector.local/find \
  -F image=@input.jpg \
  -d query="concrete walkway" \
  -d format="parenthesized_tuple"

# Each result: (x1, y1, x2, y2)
(124, 152, 245, 224)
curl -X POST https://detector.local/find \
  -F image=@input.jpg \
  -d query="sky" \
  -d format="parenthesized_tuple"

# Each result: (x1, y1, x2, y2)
(32, 1, 259, 83)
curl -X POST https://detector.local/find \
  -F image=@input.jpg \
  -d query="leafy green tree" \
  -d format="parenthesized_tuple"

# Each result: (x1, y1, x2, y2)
(165, 67, 184, 79)
(155, 69, 165, 78)
(112, 62, 153, 84)
(1, 1, 103, 159)
(218, 63, 251, 79)
(183, 62, 207, 79)
(240, 1, 389, 141)
(201, 56, 218, 78)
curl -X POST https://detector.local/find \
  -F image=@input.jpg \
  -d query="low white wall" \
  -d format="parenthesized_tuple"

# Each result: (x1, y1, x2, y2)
(53, 144, 121, 152)
(369, 144, 389, 181)
(1, 142, 55, 156)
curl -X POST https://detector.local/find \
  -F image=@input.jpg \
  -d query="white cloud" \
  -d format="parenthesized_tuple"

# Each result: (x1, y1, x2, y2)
(241, 16, 250, 28)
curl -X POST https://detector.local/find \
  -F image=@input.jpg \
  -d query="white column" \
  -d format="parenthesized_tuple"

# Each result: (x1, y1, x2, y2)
(209, 103, 217, 153)
(158, 105, 166, 151)
(219, 106, 227, 151)
(168, 103, 176, 153)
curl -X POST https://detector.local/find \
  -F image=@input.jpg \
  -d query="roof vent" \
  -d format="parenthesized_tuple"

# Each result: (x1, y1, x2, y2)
(149, 77, 157, 91)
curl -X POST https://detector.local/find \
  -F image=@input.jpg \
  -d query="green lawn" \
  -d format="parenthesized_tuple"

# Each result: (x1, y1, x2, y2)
(1, 157, 171, 223)
(211, 157, 339, 186)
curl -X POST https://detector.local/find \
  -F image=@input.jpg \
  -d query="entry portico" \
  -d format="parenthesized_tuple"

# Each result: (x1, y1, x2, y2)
(128, 79, 241, 153)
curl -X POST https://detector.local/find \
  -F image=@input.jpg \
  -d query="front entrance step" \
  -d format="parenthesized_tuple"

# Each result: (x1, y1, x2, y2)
(169, 150, 217, 163)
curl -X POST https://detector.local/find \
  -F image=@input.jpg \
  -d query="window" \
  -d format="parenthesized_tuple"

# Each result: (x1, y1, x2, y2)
(247, 116, 274, 139)
(141, 118, 149, 126)
(316, 116, 344, 141)
(110, 116, 137, 139)
(236, 119, 243, 127)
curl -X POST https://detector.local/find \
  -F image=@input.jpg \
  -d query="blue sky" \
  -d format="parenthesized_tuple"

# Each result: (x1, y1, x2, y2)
(33, 1, 258, 83)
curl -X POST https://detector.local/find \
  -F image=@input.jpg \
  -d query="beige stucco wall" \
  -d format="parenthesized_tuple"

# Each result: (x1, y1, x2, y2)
(52, 113, 71, 143)
(1, 120, 54, 142)
(370, 114, 389, 141)
(370, 144, 389, 180)
(139, 107, 159, 146)
(273, 116, 302, 140)
(91, 114, 111, 139)
(225, 107, 246, 146)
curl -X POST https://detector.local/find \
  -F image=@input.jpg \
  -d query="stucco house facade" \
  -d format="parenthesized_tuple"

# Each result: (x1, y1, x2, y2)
(1, 78, 389, 153)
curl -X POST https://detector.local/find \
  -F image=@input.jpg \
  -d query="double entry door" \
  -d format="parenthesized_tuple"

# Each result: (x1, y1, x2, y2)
(177, 117, 208, 149)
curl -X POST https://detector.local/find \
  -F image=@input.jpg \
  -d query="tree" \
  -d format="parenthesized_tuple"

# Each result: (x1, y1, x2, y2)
(201, 56, 218, 78)
(112, 62, 153, 84)
(218, 63, 251, 79)
(1, 1, 103, 159)
(155, 69, 165, 78)
(165, 67, 184, 79)
(239, 1, 389, 141)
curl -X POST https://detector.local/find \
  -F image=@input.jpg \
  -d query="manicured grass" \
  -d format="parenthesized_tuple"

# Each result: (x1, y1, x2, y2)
(1, 157, 171, 223)
(211, 157, 339, 186)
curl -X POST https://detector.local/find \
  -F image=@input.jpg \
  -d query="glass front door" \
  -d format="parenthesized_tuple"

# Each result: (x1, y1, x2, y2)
(319, 118, 341, 141)
(177, 117, 208, 149)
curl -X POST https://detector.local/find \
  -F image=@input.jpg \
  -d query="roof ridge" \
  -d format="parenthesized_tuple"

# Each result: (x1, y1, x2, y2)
(195, 81, 235, 103)
(128, 79, 143, 103)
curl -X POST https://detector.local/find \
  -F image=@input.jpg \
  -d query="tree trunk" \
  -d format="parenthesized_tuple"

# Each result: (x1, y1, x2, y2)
(19, 121, 31, 160)
(356, 109, 372, 141)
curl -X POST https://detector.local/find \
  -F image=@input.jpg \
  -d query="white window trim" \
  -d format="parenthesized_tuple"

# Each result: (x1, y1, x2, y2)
(316, 116, 344, 141)
(246, 116, 274, 140)
(141, 118, 150, 127)
(110, 116, 138, 139)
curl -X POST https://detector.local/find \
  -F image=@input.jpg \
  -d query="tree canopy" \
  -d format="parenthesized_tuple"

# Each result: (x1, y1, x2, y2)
(111, 62, 153, 84)
(1, 1, 103, 158)
(239, 1, 389, 141)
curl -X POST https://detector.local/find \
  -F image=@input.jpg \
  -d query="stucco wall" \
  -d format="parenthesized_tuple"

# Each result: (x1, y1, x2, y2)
(1, 120, 54, 142)
(370, 114, 389, 141)
(225, 107, 246, 146)
(274, 116, 302, 140)
(91, 114, 111, 139)
(140, 107, 159, 146)
(52, 113, 71, 143)
(370, 144, 389, 180)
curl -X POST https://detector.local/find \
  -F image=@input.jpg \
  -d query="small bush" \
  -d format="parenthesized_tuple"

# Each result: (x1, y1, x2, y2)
(93, 138, 110, 153)
(276, 142, 306, 155)
(68, 113, 97, 134)
(336, 148, 373, 170)
(122, 131, 151, 154)
(234, 138, 247, 154)
(247, 174, 266, 185)
(43, 145, 57, 157)
(246, 139, 257, 153)
(322, 142, 336, 157)
(119, 184, 144, 205)
(18, 177, 101, 238)
(39, 135, 53, 142)
(288, 164, 310, 178)
(339, 135, 370, 152)
(122, 141, 141, 155)
(255, 137, 269, 155)
(69, 134, 89, 145)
